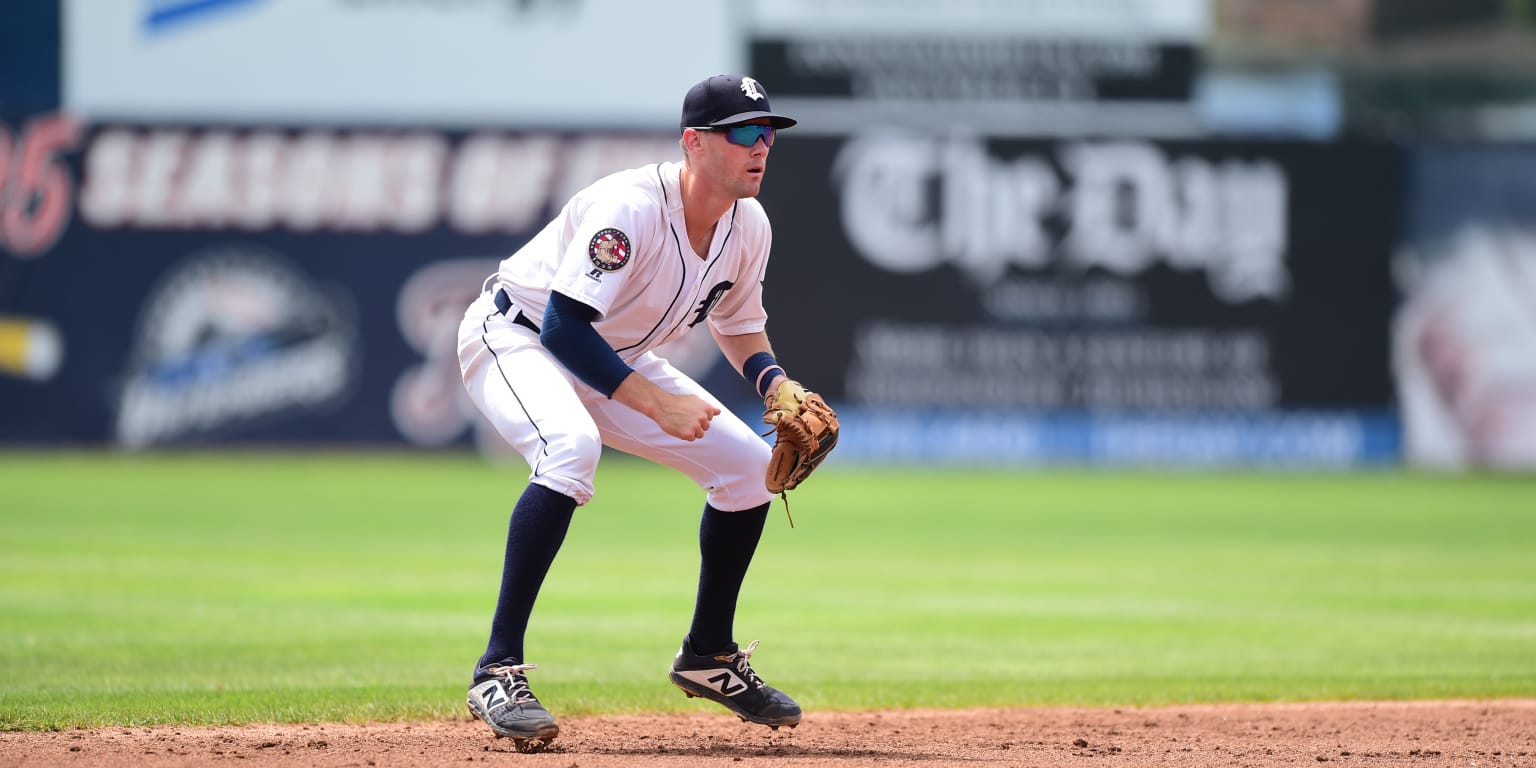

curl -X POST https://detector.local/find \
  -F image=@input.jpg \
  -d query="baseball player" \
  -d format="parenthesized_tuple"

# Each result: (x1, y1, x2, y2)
(457, 74, 805, 748)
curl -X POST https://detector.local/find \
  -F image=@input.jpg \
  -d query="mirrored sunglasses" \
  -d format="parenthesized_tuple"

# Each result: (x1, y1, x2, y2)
(694, 124, 775, 147)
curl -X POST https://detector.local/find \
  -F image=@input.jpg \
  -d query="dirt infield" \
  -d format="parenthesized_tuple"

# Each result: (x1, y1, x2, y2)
(4, 699, 1533, 767)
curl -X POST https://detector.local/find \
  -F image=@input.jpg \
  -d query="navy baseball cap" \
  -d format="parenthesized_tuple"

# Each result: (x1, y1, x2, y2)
(680, 74, 798, 132)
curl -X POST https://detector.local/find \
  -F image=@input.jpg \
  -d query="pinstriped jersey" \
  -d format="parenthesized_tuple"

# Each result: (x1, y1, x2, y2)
(495, 161, 771, 363)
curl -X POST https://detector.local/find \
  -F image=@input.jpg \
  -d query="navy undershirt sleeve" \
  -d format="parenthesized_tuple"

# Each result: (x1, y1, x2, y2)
(540, 291, 635, 398)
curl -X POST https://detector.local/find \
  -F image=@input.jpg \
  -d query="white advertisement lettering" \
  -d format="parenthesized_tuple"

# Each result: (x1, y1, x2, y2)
(833, 136, 1290, 303)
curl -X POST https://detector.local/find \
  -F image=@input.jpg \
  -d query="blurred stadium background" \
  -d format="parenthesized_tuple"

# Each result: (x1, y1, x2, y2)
(3, 0, 1536, 472)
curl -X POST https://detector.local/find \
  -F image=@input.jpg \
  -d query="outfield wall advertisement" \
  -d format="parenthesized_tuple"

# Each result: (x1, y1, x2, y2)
(1393, 145, 1536, 470)
(746, 0, 1208, 136)
(2, 114, 1405, 466)
(745, 0, 1207, 104)
(0, 115, 684, 454)
(62, 0, 736, 128)
(754, 135, 1403, 466)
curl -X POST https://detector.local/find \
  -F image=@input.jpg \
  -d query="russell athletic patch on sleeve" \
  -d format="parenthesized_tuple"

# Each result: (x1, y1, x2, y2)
(588, 228, 631, 272)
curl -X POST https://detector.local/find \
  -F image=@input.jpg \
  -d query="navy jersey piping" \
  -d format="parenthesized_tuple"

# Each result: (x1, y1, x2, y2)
(656, 201, 737, 343)
(481, 311, 552, 474)
(614, 165, 688, 356)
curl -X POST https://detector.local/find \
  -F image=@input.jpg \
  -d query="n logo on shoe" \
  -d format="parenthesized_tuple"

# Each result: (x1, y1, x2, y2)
(479, 684, 508, 710)
(707, 671, 746, 695)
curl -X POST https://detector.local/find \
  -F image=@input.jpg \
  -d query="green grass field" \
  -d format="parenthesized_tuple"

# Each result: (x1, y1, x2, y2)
(2, 452, 1533, 730)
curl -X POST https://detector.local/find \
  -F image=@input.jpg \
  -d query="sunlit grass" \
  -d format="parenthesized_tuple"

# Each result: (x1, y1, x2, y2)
(2, 452, 1532, 729)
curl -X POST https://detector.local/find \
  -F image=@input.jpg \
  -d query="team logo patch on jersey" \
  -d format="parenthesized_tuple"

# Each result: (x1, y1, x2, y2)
(588, 228, 631, 272)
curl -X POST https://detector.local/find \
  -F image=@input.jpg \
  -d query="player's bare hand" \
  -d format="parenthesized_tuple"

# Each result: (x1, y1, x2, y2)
(611, 373, 721, 441)
(656, 393, 720, 441)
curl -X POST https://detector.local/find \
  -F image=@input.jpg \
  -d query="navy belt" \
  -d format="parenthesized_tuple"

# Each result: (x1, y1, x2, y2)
(494, 288, 541, 334)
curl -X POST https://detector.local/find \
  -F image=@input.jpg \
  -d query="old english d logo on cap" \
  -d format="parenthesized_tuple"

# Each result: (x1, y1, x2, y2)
(681, 74, 798, 131)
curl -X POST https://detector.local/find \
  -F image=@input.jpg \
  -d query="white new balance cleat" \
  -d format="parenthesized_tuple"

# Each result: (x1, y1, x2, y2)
(467, 660, 559, 751)
(668, 638, 802, 729)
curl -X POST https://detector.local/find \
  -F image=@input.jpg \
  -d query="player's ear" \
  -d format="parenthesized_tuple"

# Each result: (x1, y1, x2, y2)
(682, 127, 707, 152)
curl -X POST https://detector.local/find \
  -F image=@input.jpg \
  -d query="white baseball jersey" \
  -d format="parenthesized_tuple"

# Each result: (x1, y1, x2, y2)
(496, 161, 771, 359)
(459, 160, 777, 510)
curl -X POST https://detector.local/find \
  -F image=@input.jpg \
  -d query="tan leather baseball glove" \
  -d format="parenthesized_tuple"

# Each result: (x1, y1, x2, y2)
(762, 379, 839, 501)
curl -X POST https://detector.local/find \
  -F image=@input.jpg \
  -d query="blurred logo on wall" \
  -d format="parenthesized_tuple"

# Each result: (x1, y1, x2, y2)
(833, 136, 1290, 304)
(67, 0, 731, 127)
(76, 125, 676, 236)
(0, 316, 64, 382)
(0, 113, 82, 259)
(116, 246, 357, 447)
(390, 258, 496, 449)
(143, 0, 268, 35)
(1395, 226, 1536, 469)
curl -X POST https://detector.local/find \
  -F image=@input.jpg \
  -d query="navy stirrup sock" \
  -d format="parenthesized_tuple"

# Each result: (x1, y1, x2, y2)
(479, 483, 577, 674)
(688, 502, 770, 653)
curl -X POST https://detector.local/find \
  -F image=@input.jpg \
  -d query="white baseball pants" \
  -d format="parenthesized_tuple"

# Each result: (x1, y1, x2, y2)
(458, 290, 774, 511)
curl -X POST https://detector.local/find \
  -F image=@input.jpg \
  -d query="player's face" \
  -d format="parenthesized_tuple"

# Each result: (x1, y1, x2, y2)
(697, 119, 773, 199)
